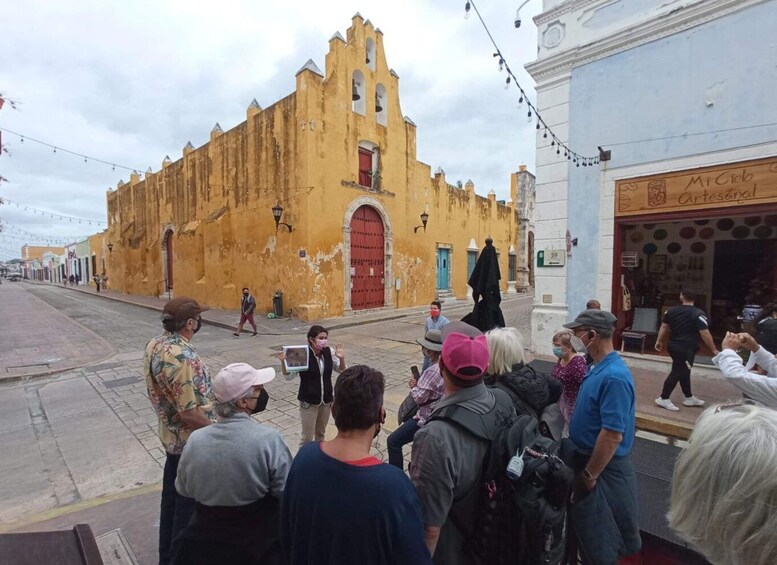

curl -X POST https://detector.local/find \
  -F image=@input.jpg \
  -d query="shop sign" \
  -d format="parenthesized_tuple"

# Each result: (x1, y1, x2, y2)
(537, 248, 565, 267)
(615, 156, 777, 217)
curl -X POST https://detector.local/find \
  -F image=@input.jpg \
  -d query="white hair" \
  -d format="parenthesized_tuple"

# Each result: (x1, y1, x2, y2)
(485, 327, 525, 376)
(214, 388, 254, 418)
(669, 404, 777, 565)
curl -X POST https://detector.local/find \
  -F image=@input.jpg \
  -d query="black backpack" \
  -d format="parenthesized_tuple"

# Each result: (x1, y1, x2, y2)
(428, 390, 574, 565)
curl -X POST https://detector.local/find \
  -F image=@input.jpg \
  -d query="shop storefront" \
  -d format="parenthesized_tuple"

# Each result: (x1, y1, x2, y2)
(612, 156, 777, 351)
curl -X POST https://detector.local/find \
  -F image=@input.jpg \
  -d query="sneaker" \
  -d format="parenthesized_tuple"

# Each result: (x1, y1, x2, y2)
(655, 397, 680, 411)
(233, 332, 240, 337)
(683, 396, 705, 407)
(252, 332, 258, 336)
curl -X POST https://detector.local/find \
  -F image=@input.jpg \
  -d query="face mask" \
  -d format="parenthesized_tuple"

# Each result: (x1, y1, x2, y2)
(552, 347, 564, 358)
(251, 388, 269, 414)
(192, 317, 202, 334)
(316, 338, 328, 348)
(430, 310, 439, 318)
(243, 292, 249, 297)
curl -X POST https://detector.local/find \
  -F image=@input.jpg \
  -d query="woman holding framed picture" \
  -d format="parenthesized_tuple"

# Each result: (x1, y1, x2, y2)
(279, 325, 346, 448)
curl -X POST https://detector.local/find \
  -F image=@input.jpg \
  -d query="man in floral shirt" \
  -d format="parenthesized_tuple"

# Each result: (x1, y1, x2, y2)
(144, 297, 216, 565)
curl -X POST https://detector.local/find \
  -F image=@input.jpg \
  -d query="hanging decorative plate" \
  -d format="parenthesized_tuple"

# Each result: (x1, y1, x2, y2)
(690, 242, 706, 254)
(679, 227, 696, 239)
(653, 229, 668, 240)
(744, 216, 761, 227)
(731, 226, 751, 240)
(643, 243, 658, 256)
(716, 218, 735, 231)
(754, 225, 772, 239)
(667, 242, 681, 254)
(629, 232, 644, 243)
(699, 227, 715, 240)
(693, 219, 710, 226)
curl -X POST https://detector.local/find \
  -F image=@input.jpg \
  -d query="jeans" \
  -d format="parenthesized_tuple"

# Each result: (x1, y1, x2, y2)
(660, 344, 695, 399)
(387, 417, 420, 469)
(159, 452, 196, 565)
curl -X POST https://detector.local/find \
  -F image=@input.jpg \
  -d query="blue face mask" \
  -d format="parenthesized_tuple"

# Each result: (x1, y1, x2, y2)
(552, 346, 564, 358)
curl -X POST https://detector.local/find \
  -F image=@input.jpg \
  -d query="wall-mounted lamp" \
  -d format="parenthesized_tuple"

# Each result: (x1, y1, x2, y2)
(598, 146, 611, 162)
(107, 242, 114, 253)
(272, 204, 293, 232)
(413, 211, 429, 233)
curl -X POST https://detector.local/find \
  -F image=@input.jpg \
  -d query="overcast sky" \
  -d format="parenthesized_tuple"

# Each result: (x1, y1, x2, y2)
(0, 0, 542, 260)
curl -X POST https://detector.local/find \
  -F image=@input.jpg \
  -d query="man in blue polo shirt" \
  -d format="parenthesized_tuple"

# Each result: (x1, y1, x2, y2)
(564, 309, 641, 564)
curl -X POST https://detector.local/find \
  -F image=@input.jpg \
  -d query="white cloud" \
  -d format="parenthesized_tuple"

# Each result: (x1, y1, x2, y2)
(0, 0, 542, 259)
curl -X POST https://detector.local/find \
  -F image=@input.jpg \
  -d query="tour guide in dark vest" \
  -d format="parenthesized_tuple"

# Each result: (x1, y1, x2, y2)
(279, 325, 346, 448)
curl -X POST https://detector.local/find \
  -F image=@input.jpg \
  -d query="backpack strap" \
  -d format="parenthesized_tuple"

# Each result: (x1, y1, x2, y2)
(427, 388, 508, 442)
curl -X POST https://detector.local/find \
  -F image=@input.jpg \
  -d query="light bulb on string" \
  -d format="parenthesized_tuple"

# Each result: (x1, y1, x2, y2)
(84, 157, 87, 163)
(20, 137, 24, 144)
(53, 147, 57, 153)
(556, 147, 561, 155)
(504, 76, 511, 89)
(465, 1, 471, 18)
(498, 59, 504, 72)
(543, 129, 548, 139)
(536, 122, 540, 130)
(551, 139, 555, 146)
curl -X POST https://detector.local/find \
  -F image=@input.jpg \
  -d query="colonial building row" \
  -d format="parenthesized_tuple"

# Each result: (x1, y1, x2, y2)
(527, 0, 777, 355)
(104, 15, 532, 319)
(20, 235, 109, 286)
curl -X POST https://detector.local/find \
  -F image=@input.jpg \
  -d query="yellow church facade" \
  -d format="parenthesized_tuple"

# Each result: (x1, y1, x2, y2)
(105, 15, 521, 319)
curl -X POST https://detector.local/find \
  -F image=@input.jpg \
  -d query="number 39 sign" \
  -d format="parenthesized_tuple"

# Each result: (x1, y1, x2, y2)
(537, 248, 565, 267)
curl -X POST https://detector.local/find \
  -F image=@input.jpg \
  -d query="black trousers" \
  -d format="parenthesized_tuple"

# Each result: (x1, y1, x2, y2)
(159, 452, 195, 565)
(660, 344, 695, 399)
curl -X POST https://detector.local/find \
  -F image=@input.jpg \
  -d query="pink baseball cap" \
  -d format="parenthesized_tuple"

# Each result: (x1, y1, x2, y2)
(441, 321, 489, 381)
(214, 363, 276, 403)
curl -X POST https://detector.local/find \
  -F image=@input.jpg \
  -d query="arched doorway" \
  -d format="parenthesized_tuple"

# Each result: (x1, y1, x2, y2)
(163, 229, 174, 291)
(350, 205, 385, 310)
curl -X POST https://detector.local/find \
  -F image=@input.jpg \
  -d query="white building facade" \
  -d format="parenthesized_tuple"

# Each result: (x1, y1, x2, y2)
(527, 0, 777, 354)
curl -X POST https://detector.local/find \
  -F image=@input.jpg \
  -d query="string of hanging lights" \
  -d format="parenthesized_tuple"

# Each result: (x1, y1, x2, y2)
(0, 127, 142, 173)
(464, 0, 601, 166)
(1, 198, 106, 225)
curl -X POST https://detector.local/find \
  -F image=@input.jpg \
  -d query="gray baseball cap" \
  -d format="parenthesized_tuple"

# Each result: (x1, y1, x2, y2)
(563, 309, 617, 331)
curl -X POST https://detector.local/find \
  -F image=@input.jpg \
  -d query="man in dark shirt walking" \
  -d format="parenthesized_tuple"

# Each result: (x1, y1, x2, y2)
(233, 287, 258, 337)
(654, 289, 719, 411)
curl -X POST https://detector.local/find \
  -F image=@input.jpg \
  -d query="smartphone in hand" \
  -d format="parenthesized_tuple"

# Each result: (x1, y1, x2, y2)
(410, 366, 421, 380)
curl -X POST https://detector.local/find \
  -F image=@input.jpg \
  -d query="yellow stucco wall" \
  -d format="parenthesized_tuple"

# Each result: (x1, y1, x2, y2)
(105, 15, 520, 319)
(21, 245, 65, 261)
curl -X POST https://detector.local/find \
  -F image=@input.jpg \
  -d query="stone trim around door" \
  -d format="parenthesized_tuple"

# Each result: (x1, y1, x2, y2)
(342, 196, 394, 314)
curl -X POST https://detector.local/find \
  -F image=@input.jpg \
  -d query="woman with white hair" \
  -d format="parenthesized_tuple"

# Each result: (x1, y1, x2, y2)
(484, 327, 562, 437)
(669, 403, 777, 565)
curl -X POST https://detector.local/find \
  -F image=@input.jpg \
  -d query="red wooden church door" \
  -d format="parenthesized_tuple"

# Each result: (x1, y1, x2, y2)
(350, 205, 385, 310)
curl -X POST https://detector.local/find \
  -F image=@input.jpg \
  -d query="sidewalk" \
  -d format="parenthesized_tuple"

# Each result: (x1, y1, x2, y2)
(0, 283, 116, 381)
(27, 280, 493, 335)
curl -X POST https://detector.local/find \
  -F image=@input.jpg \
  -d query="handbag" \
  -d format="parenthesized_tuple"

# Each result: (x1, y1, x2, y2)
(397, 393, 419, 425)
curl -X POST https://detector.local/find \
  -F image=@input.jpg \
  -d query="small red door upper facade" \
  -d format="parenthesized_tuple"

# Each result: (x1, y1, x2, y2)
(350, 205, 385, 310)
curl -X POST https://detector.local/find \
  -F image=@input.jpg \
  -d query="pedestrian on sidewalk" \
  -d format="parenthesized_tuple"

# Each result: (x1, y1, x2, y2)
(586, 299, 601, 310)
(564, 309, 641, 564)
(279, 325, 346, 447)
(422, 301, 449, 371)
(654, 290, 719, 411)
(144, 297, 217, 565)
(281, 365, 432, 565)
(233, 287, 258, 337)
(68, 274, 75, 286)
(174, 363, 291, 565)
(387, 329, 444, 469)
(551, 329, 587, 431)
(93, 274, 101, 292)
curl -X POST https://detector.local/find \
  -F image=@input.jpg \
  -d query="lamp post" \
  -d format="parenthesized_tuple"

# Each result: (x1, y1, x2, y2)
(414, 212, 429, 233)
(272, 204, 293, 232)
(107, 242, 113, 253)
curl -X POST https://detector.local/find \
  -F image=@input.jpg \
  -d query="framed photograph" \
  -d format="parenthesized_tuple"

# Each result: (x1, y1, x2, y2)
(283, 345, 309, 373)
(648, 254, 667, 274)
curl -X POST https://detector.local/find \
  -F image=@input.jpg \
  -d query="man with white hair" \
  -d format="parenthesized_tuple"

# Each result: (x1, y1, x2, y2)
(174, 363, 292, 565)
(712, 332, 777, 407)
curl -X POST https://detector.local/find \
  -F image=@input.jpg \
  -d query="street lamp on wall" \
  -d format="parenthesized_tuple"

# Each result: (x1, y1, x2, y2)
(107, 242, 114, 253)
(414, 211, 429, 233)
(272, 204, 293, 233)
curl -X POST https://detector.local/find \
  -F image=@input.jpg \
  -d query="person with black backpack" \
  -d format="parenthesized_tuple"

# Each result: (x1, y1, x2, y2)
(410, 321, 575, 565)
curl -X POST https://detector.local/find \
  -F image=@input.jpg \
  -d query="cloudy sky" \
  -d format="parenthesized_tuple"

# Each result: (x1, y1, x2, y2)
(0, 0, 542, 260)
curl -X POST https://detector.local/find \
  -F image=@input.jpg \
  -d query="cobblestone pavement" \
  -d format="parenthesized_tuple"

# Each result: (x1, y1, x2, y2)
(0, 283, 534, 526)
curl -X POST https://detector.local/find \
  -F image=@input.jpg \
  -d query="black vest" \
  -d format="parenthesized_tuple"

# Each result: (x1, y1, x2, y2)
(297, 346, 334, 404)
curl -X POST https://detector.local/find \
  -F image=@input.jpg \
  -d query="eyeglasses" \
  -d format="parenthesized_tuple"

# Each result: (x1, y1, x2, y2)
(714, 400, 755, 413)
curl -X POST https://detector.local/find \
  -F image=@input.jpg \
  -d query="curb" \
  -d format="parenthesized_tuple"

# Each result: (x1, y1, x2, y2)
(635, 413, 693, 440)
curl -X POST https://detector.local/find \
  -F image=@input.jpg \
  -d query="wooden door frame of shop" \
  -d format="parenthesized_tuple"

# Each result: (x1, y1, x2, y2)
(611, 202, 777, 343)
